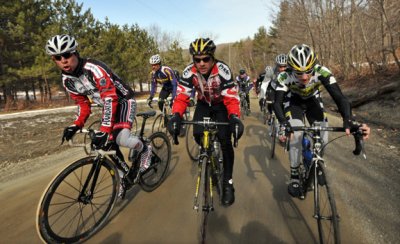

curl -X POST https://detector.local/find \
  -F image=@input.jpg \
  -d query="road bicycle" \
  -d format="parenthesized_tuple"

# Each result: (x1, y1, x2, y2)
(285, 121, 365, 244)
(239, 91, 250, 120)
(83, 117, 138, 155)
(173, 117, 238, 243)
(36, 110, 171, 243)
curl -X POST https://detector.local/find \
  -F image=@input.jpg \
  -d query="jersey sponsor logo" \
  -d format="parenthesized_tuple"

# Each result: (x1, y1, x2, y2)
(113, 80, 129, 95)
(182, 65, 193, 79)
(99, 78, 106, 86)
(217, 63, 231, 80)
(102, 97, 113, 127)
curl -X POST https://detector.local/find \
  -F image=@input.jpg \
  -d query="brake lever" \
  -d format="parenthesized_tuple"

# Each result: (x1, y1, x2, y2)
(173, 122, 179, 145)
(233, 124, 239, 148)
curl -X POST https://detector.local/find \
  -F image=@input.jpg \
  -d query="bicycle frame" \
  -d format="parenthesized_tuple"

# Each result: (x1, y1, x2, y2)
(187, 118, 224, 211)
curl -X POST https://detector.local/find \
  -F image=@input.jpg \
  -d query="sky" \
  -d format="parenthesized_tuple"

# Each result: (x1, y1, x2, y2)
(76, 0, 280, 47)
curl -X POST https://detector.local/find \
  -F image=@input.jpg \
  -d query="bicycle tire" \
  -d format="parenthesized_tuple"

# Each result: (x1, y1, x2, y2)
(83, 120, 101, 155)
(197, 156, 210, 243)
(270, 116, 277, 159)
(151, 114, 165, 133)
(185, 124, 200, 161)
(314, 164, 340, 244)
(140, 132, 171, 192)
(36, 156, 119, 243)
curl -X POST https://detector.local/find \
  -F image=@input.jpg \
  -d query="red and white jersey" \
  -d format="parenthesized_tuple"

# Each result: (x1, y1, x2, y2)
(62, 58, 135, 133)
(172, 60, 240, 118)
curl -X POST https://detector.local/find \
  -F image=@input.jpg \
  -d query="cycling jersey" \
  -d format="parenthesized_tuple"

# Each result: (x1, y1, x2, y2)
(274, 64, 351, 124)
(172, 60, 240, 118)
(150, 65, 178, 99)
(62, 58, 135, 133)
(235, 75, 252, 93)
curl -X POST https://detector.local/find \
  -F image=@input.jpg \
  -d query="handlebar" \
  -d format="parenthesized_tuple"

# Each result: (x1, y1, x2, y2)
(284, 124, 366, 159)
(173, 118, 239, 148)
(67, 129, 116, 156)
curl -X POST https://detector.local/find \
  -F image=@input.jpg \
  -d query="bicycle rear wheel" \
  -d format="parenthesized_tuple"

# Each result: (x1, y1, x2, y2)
(197, 157, 210, 243)
(269, 116, 277, 159)
(314, 165, 340, 244)
(185, 124, 200, 161)
(140, 132, 171, 192)
(36, 156, 119, 243)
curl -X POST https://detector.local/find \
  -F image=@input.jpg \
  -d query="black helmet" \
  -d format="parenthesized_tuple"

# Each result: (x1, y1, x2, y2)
(239, 69, 246, 75)
(189, 38, 216, 56)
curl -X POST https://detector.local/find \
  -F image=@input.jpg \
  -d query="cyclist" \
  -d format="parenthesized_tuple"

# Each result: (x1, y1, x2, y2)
(236, 69, 252, 112)
(273, 44, 371, 198)
(167, 37, 244, 206)
(147, 54, 179, 111)
(255, 65, 274, 112)
(265, 54, 289, 121)
(45, 34, 152, 197)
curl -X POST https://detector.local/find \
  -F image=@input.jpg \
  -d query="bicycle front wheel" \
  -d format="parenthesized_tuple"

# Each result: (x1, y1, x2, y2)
(185, 124, 200, 161)
(151, 114, 165, 133)
(314, 165, 340, 244)
(140, 132, 171, 192)
(36, 156, 119, 243)
(197, 157, 210, 243)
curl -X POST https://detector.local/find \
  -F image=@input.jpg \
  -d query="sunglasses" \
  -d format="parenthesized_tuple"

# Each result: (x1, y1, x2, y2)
(193, 56, 212, 63)
(53, 52, 75, 61)
(294, 69, 313, 76)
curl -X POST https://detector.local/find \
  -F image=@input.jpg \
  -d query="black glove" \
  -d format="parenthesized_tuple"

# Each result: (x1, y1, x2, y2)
(62, 125, 81, 143)
(279, 121, 293, 136)
(167, 113, 182, 137)
(91, 131, 110, 149)
(229, 115, 244, 139)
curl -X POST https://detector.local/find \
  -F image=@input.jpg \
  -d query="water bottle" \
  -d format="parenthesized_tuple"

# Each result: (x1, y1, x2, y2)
(302, 137, 312, 170)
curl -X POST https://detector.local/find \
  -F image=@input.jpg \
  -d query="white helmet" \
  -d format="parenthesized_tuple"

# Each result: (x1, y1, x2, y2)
(275, 53, 288, 66)
(287, 44, 318, 72)
(45, 34, 78, 55)
(265, 66, 274, 78)
(149, 54, 161, 65)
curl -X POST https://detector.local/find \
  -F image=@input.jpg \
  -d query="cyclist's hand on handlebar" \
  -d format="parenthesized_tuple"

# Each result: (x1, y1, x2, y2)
(278, 122, 292, 143)
(167, 113, 181, 145)
(344, 120, 371, 140)
(61, 125, 81, 144)
(91, 131, 111, 149)
(229, 115, 244, 139)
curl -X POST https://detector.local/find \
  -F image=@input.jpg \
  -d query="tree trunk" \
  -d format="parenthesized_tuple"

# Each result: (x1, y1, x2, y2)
(31, 79, 36, 101)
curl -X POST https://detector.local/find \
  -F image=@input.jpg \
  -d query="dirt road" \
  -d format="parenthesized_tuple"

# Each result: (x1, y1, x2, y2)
(0, 97, 399, 243)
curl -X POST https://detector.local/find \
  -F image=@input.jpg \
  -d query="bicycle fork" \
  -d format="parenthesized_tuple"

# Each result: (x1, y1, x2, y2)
(78, 157, 104, 204)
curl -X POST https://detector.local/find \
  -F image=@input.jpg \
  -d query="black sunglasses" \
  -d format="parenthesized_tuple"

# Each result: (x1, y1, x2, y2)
(193, 56, 212, 63)
(53, 52, 75, 61)
(294, 69, 313, 76)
